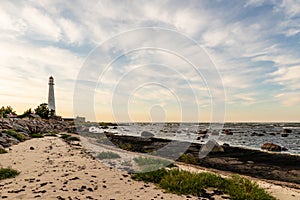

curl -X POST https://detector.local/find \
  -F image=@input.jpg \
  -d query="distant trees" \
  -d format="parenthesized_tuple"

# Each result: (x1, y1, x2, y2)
(0, 104, 50, 119)
(0, 106, 16, 118)
(34, 103, 50, 119)
(19, 108, 34, 118)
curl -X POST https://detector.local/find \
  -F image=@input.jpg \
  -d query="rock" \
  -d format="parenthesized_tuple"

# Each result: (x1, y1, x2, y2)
(261, 143, 282, 152)
(198, 130, 208, 135)
(283, 128, 292, 133)
(251, 132, 264, 136)
(269, 133, 276, 136)
(141, 131, 154, 138)
(30, 146, 35, 150)
(281, 133, 288, 137)
(282, 147, 288, 151)
(201, 140, 224, 153)
(222, 143, 230, 147)
(223, 129, 233, 135)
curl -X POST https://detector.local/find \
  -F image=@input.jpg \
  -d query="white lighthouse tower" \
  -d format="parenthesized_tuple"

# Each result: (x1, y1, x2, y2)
(48, 76, 56, 116)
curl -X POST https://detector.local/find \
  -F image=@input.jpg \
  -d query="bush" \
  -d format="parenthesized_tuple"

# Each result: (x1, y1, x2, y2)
(0, 148, 8, 154)
(0, 168, 20, 180)
(68, 136, 80, 141)
(30, 133, 44, 138)
(97, 151, 121, 160)
(61, 134, 80, 141)
(132, 168, 168, 183)
(61, 134, 71, 139)
(131, 169, 275, 200)
(44, 133, 57, 137)
(119, 143, 133, 150)
(4, 129, 24, 141)
(180, 153, 198, 164)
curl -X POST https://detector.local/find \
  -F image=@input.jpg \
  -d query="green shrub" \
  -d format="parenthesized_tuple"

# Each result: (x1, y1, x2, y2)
(30, 133, 44, 138)
(119, 143, 133, 150)
(0, 168, 20, 180)
(131, 169, 275, 200)
(67, 136, 80, 141)
(224, 175, 275, 200)
(4, 129, 24, 141)
(180, 153, 198, 164)
(61, 134, 71, 139)
(97, 151, 121, 160)
(133, 156, 173, 172)
(132, 168, 168, 183)
(44, 133, 57, 137)
(0, 148, 8, 154)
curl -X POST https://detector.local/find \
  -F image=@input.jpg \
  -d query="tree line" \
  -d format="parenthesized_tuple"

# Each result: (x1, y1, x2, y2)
(0, 103, 50, 119)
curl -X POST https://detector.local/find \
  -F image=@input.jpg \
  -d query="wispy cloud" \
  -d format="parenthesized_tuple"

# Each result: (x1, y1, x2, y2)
(1, 0, 300, 121)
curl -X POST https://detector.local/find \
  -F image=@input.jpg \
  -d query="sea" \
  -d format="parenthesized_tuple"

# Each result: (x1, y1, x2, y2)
(88, 122, 300, 155)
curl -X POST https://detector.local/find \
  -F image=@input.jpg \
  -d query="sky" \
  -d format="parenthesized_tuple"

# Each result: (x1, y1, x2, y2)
(1, 0, 300, 122)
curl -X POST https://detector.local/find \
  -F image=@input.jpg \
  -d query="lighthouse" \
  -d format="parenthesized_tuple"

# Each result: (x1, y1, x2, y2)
(48, 76, 56, 116)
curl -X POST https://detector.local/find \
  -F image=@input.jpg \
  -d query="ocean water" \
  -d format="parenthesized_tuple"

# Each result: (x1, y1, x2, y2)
(96, 123, 300, 155)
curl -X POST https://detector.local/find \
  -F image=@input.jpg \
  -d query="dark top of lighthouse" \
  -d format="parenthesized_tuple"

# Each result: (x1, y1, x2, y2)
(49, 76, 54, 85)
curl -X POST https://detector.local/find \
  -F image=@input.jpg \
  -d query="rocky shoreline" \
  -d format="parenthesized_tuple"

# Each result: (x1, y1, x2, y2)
(1, 119, 299, 185)
(0, 118, 71, 149)
(101, 133, 300, 184)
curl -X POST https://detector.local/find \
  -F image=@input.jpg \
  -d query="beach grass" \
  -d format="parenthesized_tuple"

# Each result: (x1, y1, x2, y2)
(0, 168, 20, 180)
(0, 148, 8, 154)
(44, 133, 57, 137)
(4, 129, 24, 141)
(132, 169, 275, 200)
(60, 134, 80, 141)
(30, 133, 44, 138)
(133, 156, 175, 172)
(96, 151, 121, 160)
(60, 134, 71, 139)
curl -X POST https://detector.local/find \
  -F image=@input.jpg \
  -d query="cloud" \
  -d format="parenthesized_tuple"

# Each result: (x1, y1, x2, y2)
(1, 0, 300, 121)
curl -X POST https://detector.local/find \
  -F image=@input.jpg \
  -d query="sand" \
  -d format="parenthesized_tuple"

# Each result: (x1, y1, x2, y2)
(0, 136, 299, 200)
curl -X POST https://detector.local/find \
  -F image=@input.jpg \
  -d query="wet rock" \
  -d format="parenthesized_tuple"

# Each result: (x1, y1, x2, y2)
(141, 131, 154, 138)
(222, 143, 230, 147)
(201, 140, 224, 153)
(281, 133, 289, 137)
(283, 128, 292, 133)
(223, 129, 233, 135)
(261, 143, 282, 152)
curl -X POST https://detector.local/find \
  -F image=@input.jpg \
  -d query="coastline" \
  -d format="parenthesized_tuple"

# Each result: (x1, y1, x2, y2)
(0, 135, 299, 200)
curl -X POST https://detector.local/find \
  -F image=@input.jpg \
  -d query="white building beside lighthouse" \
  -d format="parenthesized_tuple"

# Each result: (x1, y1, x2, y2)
(48, 76, 56, 116)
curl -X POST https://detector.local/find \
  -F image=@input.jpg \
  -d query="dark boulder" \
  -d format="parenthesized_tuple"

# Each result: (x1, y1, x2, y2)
(223, 129, 233, 135)
(261, 143, 282, 152)
(283, 128, 292, 133)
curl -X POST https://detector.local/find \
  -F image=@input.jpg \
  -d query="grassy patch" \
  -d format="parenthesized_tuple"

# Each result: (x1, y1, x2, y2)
(61, 134, 71, 139)
(68, 136, 80, 141)
(30, 133, 44, 138)
(97, 151, 121, 160)
(180, 153, 198, 164)
(131, 169, 275, 200)
(0, 168, 20, 180)
(0, 148, 8, 154)
(44, 133, 57, 137)
(4, 129, 24, 141)
(133, 157, 174, 172)
(119, 143, 133, 150)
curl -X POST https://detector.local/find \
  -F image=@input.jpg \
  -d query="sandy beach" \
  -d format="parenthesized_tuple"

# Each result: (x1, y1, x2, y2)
(0, 136, 200, 200)
(1, 136, 299, 200)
